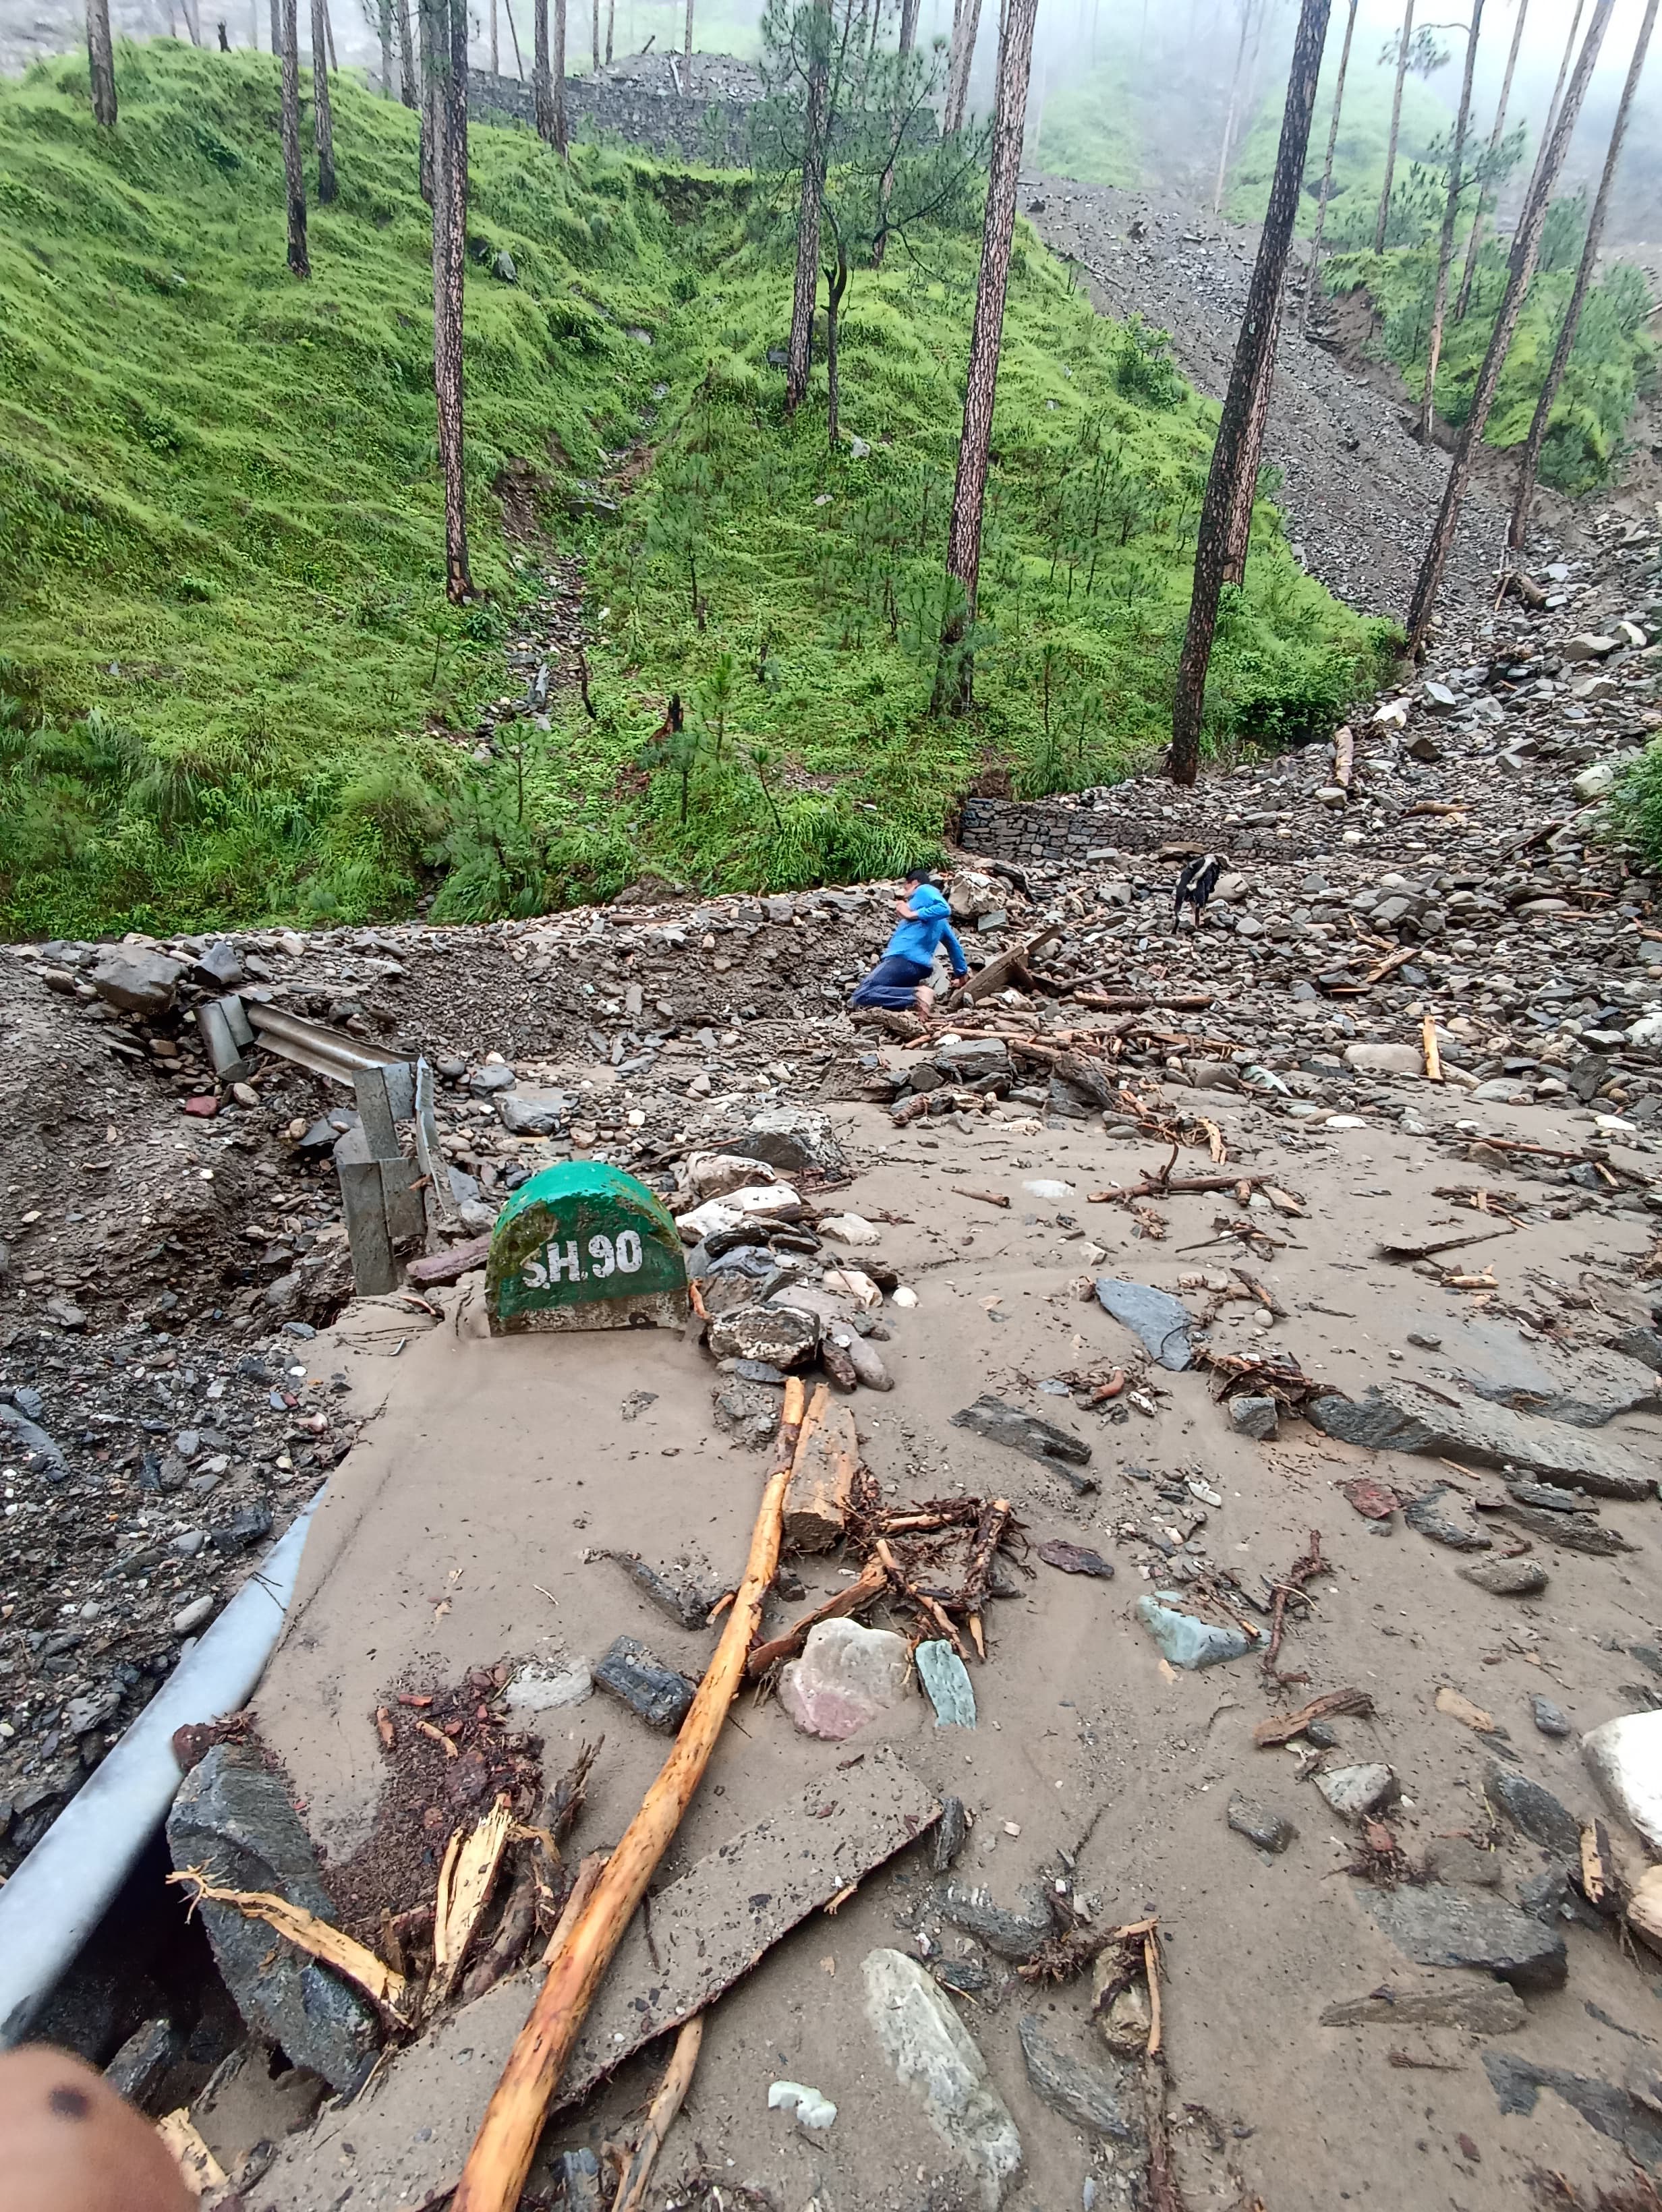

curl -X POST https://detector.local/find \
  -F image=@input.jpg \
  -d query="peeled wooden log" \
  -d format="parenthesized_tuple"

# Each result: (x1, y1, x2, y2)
(451, 1378, 807, 2212)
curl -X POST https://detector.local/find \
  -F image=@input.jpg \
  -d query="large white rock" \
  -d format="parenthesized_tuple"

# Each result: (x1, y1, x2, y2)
(675, 1182, 802, 1244)
(862, 1949, 1023, 2209)
(1584, 1711, 1662, 1855)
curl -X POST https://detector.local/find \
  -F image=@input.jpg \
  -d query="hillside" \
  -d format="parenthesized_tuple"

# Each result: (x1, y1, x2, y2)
(0, 42, 1390, 937)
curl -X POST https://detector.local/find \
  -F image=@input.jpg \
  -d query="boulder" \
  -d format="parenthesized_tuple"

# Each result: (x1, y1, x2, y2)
(730, 1106, 847, 1179)
(1459, 1556, 1548, 1596)
(1364, 1883, 1568, 1992)
(89, 947, 185, 1016)
(167, 1745, 380, 2092)
(1315, 1764, 1400, 1822)
(495, 1090, 571, 1137)
(1308, 1381, 1652, 1495)
(1483, 1768, 1581, 1857)
(706, 1303, 820, 1370)
(862, 1949, 1023, 2209)
(1093, 1279, 1196, 1370)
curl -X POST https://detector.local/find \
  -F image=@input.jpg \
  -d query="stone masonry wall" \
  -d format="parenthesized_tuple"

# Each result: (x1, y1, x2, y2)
(471, 52, 759, 162)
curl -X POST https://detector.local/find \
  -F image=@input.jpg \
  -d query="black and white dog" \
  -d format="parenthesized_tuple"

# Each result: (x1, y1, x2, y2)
(1172, 852, 1224, 929)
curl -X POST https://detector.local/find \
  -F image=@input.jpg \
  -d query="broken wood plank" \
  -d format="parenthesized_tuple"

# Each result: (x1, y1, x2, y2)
(952, 925, 1062, 1004)
(258, 1752, 939, 2212)
(1421, 1018, 1443, 1083)
(405, 1235, 492, 1287)
(1253, 1687, 1376, 1747)
(1331, 723, 1354, 794)
(746, 1556, 888, 1678)
(782, 1383, 859, 1554)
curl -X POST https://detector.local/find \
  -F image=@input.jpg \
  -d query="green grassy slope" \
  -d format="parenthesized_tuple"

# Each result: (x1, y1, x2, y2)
(0, 42, 1390, 935)
(1226, 65, 1452, 237)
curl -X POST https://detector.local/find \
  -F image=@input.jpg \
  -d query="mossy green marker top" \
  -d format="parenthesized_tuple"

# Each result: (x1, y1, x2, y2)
(486, 1161, 689, 1334)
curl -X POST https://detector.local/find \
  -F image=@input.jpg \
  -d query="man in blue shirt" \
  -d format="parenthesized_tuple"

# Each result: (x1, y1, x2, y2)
(849, 867, 970, 1017)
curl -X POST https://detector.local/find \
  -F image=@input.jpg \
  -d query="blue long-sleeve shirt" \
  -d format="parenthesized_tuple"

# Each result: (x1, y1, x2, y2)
(884, 884, 968, 977)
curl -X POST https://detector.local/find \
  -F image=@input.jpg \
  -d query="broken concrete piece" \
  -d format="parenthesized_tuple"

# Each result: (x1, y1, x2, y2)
(1458, 1556, 1548, 1596)
(768, 2079, 836, 2132)
(1227, 1792, 1296, 1853)
(608, 1552, 720, 1631)
(1344, 1042, 1423, 1076)
(863, 1949, 1023, 2209)
(166, 1745, 380, 2093)
(1582, 1711, 1662, 1854)
(1315, 1764, 1400, 1821)
(90, 946, 185, 1016)
(934, 1796, 969, 1873)
(1308, 1380, 1653, 1494)
(1483, 1768, 1581, 1857)
(684, 1151, 778, 1200)
(782, 1390, 859, 1550)
(1137, 1592, 1257, 1669)
(706, 1303, 820, 1370)
(1093, 1279, 1195, 1370)
(1319, 1979, 1526, 2033)
(1016, 2015, 1134, 2138)
(1364, 1883, 1568, 1993)
(503, 1657, 593, 1714)
(950, 1395, 1094, 1483)
(592, 1635, 697, 1732)
(778, 1617, 910, 1741)
(264, 1755, 940, 2212)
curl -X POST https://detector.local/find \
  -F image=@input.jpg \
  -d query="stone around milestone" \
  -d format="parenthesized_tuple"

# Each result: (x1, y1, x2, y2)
(1484, 1768, 1582, 1858)
(1365, 1883, 1569, 1993)
(1229, 1394, 1280, 1440)
(1459, 1556, 1548, 1596)
(90, 947, 185, 1016)
(733, 1105, 848, 1179)
(167, 1745, 380, 2093)
(862, 1948, 1023, 2210)
(1016, 2015, 1135, 2138)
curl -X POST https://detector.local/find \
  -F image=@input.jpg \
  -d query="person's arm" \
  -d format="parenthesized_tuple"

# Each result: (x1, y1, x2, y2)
(941, 919, 969, 977)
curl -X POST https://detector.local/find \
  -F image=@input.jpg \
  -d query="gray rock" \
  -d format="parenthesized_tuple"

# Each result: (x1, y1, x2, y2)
(1319, 1979, 1525, 2033)
(1459, 1556, 1548, 1596)
(710, 1378, 781, 1447)
(592, 1635, 696, 1732)
(555, 2148, 602, 2212)
(1093, 1279, 1195, 1370)
(0, 1401, 67, 1480)
(1365, 1882, 1569, 1993)
(1423, 1836, 1502, 1888)
(468, 1063, 517, 1094)
(61, 1684, 121, 1737)
(167, 1745, 380, 2091)
(1530, 1694, 1571, 1738)
(1315, 1764, 1400, 1822)
(1404, 1484, 1491, 1551)
(1344, 1043, 1423, 1077)
(211, 1505, 273, 1553)
(936, 1884, 1053, 1962)
(1137, 1593, 1255, 1669)
(45, 1298, 86, 1332)
(1227, 1792, 1296, 1853)
(733, 1106, 848, 1179)
(931, 1040, 1012, 1086)
(1483, 2052, 1662, 2170)
(192, 939, 246, 989)
(1484, 1768, 1582, 1857)
(1309, 1380, 1652, 1495)
(706, 1303, 820, 1370)
(89, 948, 185, 1016)
(1228, 1394, 1279, 1440)
(949, 1396, 1093, 1484)
(1613, 1326, 1662, 1373)
(171, 1595, 215, 1635)
(104, 2015, 184, 2104)
(862, 1948, 1023, 2209)
(495, 1089, 570, 1136)
(1016, 2015, 1134, 2138)
(1495, 1501, 1634, 1554)
(933, 1795, 969, 1873)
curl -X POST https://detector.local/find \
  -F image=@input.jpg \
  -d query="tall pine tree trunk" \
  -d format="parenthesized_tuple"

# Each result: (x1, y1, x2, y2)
(86, 0, 118, 125)
(554, 0, 567, 144)
(683, 0, 692, 55)
(932, 0, 1041, 716)
(604, 0, 612, 62)
(945, 0, 982, 132)
(279, 0, 310, 274)
(420, 0, 436, 200)
(1508, 0, 1655, 550)
(1222, 283, 1283, 583)
(1405, 0, 1613, 647)
(898, 0, 920, 51)
(490, 0, 498, 69)
(533, 0, 561, 144)
(786, 0, 831, 414)
(1212, 0, 1256, 215)
(1172, 0, 1331, 782)
(1373, 0, 1412, 251)
(1417, 0, 1483, 438)
(1522, 0, 1584, 213)
(1454, 0, 1525, 320)
(426, 0, 474, 602)
(376, 0, 394, 93)
(270, 0, 281, 54)
(592, 0, 599, 70)
(311, 0, 337, 202)
(825, 225, 848, 449)
(503, 0, 523, 73)
(398, 0, 417, 101)
(1300, 0, 1356, 327)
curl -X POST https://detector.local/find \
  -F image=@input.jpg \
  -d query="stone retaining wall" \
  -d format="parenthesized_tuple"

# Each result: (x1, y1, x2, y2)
(470, 61, 753, 161)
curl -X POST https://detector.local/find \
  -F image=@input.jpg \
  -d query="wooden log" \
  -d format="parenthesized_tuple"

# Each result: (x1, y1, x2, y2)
(405, 1233, 491, 1287)
(783, 1383, 859, 1554)
(1421, 1016, 1443, 1083)
(1331, 722, 1354, 793)
(451, 1378, 807, 2212)
(745, 1556, 889, 1679)
(610, 2014, 704, 2212)
(953, 924, 1062, 1004)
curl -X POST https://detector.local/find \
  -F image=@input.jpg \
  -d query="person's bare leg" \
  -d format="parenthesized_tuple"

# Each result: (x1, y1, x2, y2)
(913, 984, 934, 1020)
(0, 2047, 191, 2212)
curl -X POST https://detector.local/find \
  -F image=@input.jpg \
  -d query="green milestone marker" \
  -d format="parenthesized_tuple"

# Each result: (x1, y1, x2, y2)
(486, 1162, 690, 1335)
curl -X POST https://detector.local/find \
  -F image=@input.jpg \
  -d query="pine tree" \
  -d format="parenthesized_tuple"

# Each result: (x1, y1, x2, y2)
(1508, 0, 1656, 550)
(1405, 0, 1614, 648)
(1172, 0, 1331, 782)
(786, 0, 832, 413)
(932, 0, 1041, 716)
(1300, 0, 1357, 327)
(311, 0, 337, 203)
(944, 0, 982, 132)
(85, 0, 118, 125)
(1373, 0, 1414, 251)
(425, 0, 474, 602)
(1454, 0, 1526, 320)
(397, 0, 418, 103)
(1417, 0, 1483, 438)
(533, 0, 563, 147)
(1522, 0, 1584, 212)
(374, 0, 395, 94)
(279, 0, 310, 276)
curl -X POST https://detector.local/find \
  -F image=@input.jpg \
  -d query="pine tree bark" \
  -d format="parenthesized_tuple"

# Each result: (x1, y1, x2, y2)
(279, 0, 310, 275)
(554, 0, 567, 144)
(503, 0, 523, 73)
(398, 0, 417, 102)
(1222, 281, 1283, 583)
(86, 0, 118, 125)
(1508, 0, 1655, 551)
(270, 0, 281, 55)
(1522, 0, 1584, 213)
(785, 0, 831, 414)
(1172, 0, 1331, 783)
(427, 0, 474, 603)
(944, 0, 982, 132)
(376, 0, 394, 93)
(1373, 0, 1412, 252)
(898, 0, 920, 52)
(533, 0, 562, 146)
(604, 0, 612, 62)
(932, 0, 1041, 716)
(683, 0, 692, 55)
(1300, 0, 1355, 326)
(420, 0, 436, 201)
(1416, 0, 1483, 438)
(311, 0, 337, 202)
(824, 221, 848, 448)
(592, 0, 600, 71)
(1405, 0, 1613, 647)
(1212, 0, 1256, 216)
(1454, 0, 1525, 320)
